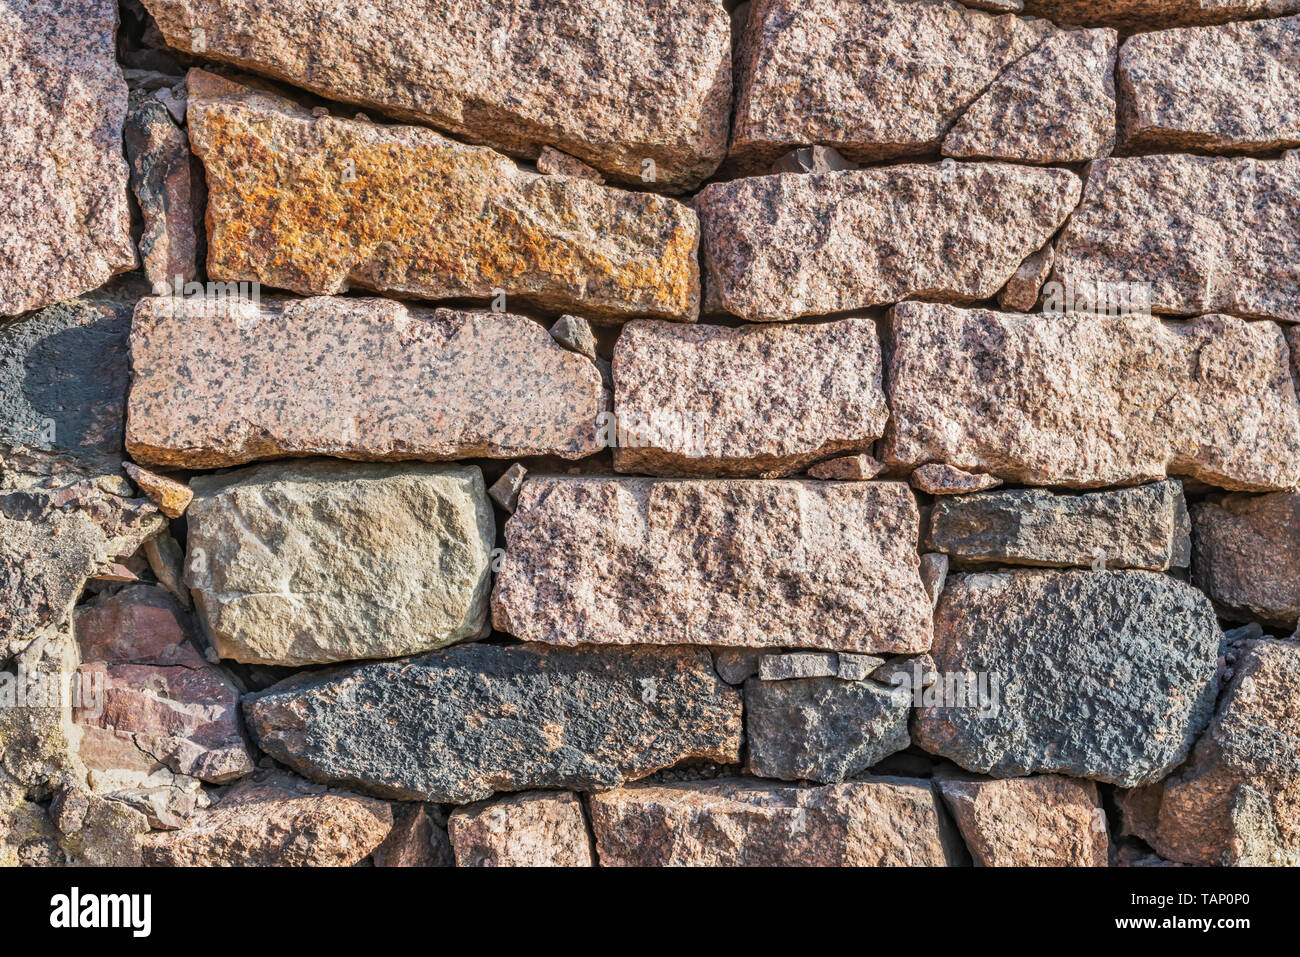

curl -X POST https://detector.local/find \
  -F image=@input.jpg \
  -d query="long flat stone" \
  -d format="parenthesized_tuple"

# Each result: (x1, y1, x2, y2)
(1052, 152, 1300, 324)
(698, 163, 1079, 321)
(142, 0, 730, 191)
(883, 302, 1300, 491)
(911, 570, 1223, 787)
(185, 70, 699, 322)
(611, 317, 887, 476)
(126, 296, 607, 469)
(1022, 0, 1300, 29)
(1192, 492, 1300, 627)
(243, 643, 743, 804)
(491, 478, 934, 653)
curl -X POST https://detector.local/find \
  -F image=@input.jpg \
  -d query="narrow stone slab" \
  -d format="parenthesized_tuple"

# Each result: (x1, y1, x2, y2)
(186, 70, 699, 321)
(911, 464, 1003, 495)
(492, 478, 933, 653)
(126, 296, 607, 469)
(937, 775, 1108, 866)
(142, 0, 730, 191)
(588, 778, 960, 866)
(611, 317, 887, 476)
(807, 454, 886, 481)
(698, 163, 1079, 321)
(1052, 152, 1300, 324)
(1022, 0, 1300, 29)
(243, 643, 742, 804)
(729, 0, 1056, 173)
(912, 570, 1223, 787)
(186, 461, 494, 666)
(1192, 492, 1300, 627)
(928, 481, 1191, 571)
(448, 791, 594, 867)
(883, 302, 1300, 491)
(0, 0, 136, 316)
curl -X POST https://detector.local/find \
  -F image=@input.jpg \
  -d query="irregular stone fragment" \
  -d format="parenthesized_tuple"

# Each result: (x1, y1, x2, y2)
(549, 315, 598, 362)
(144, 534, 190, 609)
(962, 0, 1023, 9)
(0, 0, 136, 316)
(488, 463, 528, 514)
(1192, 492, 1300, 626)
(124, 92, 201, 292)
(1121, 639, 1300, 866)
(244, 643, 742, 804)
(448, 791, 595, 867)
(873, 654, 939, 694)
(711, 647, 765, 685)
(142, 0, 731, 190)
(126, 295, 607, 468)
(759, 652, 840, 681)
(928, 481, 1192, 571)
(838, 653, 888, 681)
(745, 678, 911, 782)
(186, 70, 699, 321)
(729, 0, 1056, 173)
(492, 477, 933, 653)
(186, 461, 493, 665)
(141, 773, 393, 866)
(943, 29, 1117, 163)
(698, 164, 1079, 321)
(589, 778, 960, 866)
(770, 146, 857, 175)
(997, 245, 1054, 312)
(123, 462, 192, 518)
(807, 454, 886, 481)
(1052, 152, 1300, 324)
(373, 804, 453, 868)
(937, 774, 1108, 866)
(1022, 0, 1300, 30)
(612, 318, 887, 475)
(911, 464, 1004, 495)
(536, 147, 605, 184)
(883, 302, 1300, 491)
(920, 554, 949, 606)
(912, 570, 1223, 786)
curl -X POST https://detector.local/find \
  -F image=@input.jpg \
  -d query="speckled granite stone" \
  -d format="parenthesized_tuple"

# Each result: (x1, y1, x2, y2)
(448, 791, 594, 867)
(611, 317, 887, 477)
(142, 0, 730, 191)
(883, 302, 1300, 491)
(1192, 492, 1300, 627)
(1021, 0, 1300, 29)
(997, 245, 1054, 312)
(1118, 16, 1300, 154)
(492, 477, 933, 653)
(0, 0, 136, 316)
(807, 454, 886, 481)
(126, 295, 607, 468)
(185, 70, 699, 322)
(910, 464, 1004, 495)
(698, 163, 1078, 322)
(1052, 152, 1300, 324)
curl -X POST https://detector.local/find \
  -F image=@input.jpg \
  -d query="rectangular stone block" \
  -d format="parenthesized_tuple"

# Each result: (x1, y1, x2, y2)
(1192, 491, 1300, 627)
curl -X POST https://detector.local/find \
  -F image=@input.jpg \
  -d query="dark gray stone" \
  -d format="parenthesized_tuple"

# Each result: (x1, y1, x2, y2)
(244, 642, 743, 804)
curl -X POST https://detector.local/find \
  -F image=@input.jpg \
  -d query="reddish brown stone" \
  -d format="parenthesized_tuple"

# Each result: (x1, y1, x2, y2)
(123, 462, 192, 518)
(1192, 492, 1300, 627)
(448, 791, 594, 867)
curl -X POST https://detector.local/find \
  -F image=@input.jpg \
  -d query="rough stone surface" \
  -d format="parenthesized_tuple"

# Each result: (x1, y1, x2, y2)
(920, 554, 949, 607)
(1022, 0, 1300, 30)
(448, 791, 595, 867)
(536, 148, 605, 185)
(588, 778, 960, 866)
(745, 677, 911, 783)
(1052, 152, 1300, 324)
(549, 315, 599, 363)
(943, 29, 1117, 163)
(488, 463, 528, 514)
(912, 570, 1223, 787)
(141, 772, 393, 866)
(1121, 639, 1300, 866)
(123, 463, 191, 519)
(770, 146, 858, 175)
(929, 481, 1192, 571)
(760, 652, 839, 682)
(243, 643, 743, 804)
(143, 0, 731, 191)
(937, 774, 1108, 866)
(0, 0, 136, 316)
(186, 70, 700, 322)
(698, 163, 1079, 321)
(185, 461, 493, 665)
(373, 804, 453, 867)
(711, 647, 765, 685)
(807, 454, 886, 481)
(492, 477, 933, 653)
(729, 0, 1057, 173)
(911, 464, 1004, 495)
(1192, 492, 1300, 626)
(997, 245, 1054, 312)
(883, 302, 1300, 491)
(612, 317, 887, 476)
(127, 295, 607, 468)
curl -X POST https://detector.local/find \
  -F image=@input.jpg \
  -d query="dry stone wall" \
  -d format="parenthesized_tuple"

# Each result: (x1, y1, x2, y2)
(1, 0, 1298, 867)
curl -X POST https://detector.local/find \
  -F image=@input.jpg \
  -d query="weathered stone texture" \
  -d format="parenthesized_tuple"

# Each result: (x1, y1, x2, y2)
(123, 463, 192, 519)
(373, 804, 453, 868)
(126, 296, 607, 468)
(588, 778, 960, 866)
(884, 303, 1300, 491)
(912, 570, 1223, 787)
(143, 0, 731, 190)
(612, 317, 887, 477)
(448, 791, 594, 867)
(185, 461, 494, 665)
(1022, 0, 1300, 29)
(807, 454, 886, 481)
(1052, 152, 1300, 324)
(698, 163, 1079, 321)
(186, 70, 700, 321)
(492, 477, 933, 653)
(997, 245, 1054, 312)
(0, 0, 136, 316)
(928, 481, 1192, 571)
(243, 643, 743, 804)
(937, 775, 1108, 866)
(1192, 492, 1300, 627)
(911, 464, 1003, 495)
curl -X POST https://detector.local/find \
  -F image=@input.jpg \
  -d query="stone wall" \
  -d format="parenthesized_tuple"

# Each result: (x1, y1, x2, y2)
(1, 0, 1298, 867)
